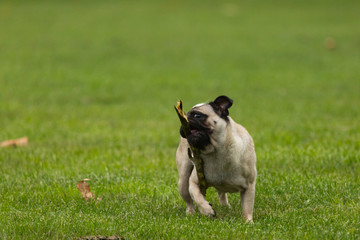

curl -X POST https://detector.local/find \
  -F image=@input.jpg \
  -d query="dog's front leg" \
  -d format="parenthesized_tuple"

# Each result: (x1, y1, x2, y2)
(189, 170, 215, 217)
(176, 149, 196, 215)
(177, 164, 196, 214)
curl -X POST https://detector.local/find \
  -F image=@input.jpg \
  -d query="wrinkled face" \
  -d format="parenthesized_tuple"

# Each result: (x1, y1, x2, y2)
(180, 96, 233, 149)
(184, 104, 213, 149)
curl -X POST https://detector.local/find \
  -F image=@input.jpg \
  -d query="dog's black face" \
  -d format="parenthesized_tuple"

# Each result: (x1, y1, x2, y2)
(179, 95, 233, 150)
(180, 109, 212, 149)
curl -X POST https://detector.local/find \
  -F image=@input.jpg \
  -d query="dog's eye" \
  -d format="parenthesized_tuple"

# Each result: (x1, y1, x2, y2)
(194, 113, 202, 118)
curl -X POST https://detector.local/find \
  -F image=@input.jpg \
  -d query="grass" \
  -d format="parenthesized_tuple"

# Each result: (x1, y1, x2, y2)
(0, 0, 359, 239)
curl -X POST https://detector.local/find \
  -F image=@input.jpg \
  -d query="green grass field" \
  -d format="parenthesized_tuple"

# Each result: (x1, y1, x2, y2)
(1, 0, 359, 239)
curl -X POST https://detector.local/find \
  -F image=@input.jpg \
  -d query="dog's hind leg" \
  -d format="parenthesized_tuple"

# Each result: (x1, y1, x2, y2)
(218, 191, 231, 207)
(240, 182, 256, 223)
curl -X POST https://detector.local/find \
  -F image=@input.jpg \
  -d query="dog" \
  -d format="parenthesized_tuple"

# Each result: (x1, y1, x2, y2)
(176, 95, 257, 222)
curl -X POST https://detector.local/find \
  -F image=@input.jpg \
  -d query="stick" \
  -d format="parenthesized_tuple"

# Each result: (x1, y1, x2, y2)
(174, 100, 207, 196)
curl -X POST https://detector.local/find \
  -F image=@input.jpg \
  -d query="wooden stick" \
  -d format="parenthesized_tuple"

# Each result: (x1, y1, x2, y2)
(174, 100, 207, 196)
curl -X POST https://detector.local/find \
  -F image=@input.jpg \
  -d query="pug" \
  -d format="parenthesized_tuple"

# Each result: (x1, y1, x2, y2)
(176, 95, 257, 222)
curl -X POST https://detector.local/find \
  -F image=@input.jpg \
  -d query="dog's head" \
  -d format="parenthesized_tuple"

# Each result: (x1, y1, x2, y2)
(180, 95, 233, 149)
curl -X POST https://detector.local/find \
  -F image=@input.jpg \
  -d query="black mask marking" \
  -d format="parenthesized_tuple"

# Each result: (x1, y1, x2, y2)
(179, 110, 212, 149)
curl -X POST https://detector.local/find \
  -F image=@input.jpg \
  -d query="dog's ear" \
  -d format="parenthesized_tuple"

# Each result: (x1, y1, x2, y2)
(210, 95, 233, 118)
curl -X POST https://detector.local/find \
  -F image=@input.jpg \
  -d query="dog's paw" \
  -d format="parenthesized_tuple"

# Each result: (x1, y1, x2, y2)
(245, 218, 254, 224)
(186, 206, 196, 215)
(220, 202, 231, 208)
(198, 203, 216, 217)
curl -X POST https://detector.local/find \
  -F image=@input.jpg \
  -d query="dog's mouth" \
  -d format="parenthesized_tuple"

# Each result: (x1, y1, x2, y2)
(180, 116, 212, 149)
(188, 120, 211, 136)
(187, 127, 211, 149)
(189, 125, 208, 136)
(190, 129, 199, 135)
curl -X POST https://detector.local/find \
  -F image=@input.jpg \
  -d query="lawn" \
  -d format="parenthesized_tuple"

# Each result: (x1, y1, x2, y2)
(0, 0, 359, 239)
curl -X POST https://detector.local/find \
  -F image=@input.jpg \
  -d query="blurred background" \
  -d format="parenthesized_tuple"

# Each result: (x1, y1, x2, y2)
(1, 0, 359, 238)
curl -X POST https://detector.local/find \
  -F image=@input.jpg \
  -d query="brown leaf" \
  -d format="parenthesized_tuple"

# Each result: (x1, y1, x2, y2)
(0, 137, 28, 148)
(76, 178, 95, 200)
(324, 37, 336, 50)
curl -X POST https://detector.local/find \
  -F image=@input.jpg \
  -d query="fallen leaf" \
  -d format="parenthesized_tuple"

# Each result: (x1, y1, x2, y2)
(324, 37, 336, 50)
(0, 137, 28, 148)
(76, 178, 95, 200)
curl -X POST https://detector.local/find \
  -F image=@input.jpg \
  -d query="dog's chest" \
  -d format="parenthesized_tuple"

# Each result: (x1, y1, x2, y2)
(202, 152, 248, 192)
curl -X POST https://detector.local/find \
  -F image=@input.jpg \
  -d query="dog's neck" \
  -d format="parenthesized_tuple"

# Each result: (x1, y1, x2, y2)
(200, 117, 236, 155)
